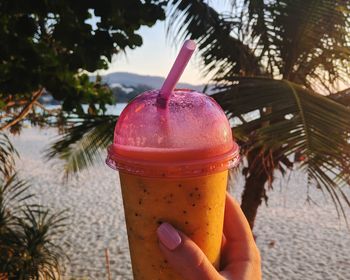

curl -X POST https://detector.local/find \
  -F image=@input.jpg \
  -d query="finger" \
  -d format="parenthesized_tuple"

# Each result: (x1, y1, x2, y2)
(221, 192, 259, 263)
(157, 223, 224, 280)
(221, 233, 227, 252)
(223, 192, 254, 243)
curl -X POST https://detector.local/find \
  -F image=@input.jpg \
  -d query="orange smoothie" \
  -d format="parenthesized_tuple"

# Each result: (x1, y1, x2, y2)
(107, 89, 240, 279)
(119, 170, 228, 280)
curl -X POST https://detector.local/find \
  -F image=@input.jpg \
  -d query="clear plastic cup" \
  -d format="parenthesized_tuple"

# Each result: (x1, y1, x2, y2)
(107, 89, 239, 279)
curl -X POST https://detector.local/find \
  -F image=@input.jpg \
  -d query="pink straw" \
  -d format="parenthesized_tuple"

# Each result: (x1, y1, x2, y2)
(157, 40, 196, 108)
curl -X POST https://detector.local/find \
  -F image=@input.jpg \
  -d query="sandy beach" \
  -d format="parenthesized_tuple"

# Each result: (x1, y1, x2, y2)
(10, 127, 350, 280)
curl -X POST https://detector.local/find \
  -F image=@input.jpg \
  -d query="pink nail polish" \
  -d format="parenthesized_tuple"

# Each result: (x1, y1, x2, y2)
(157, 223, 182, 250)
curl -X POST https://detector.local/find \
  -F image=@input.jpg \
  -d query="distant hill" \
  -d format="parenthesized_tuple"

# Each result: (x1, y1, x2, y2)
(42, 72, 212, 105)
(110, 83, 153, 103)
(91, 71, 207, 92)
(89, 71, 213, 103)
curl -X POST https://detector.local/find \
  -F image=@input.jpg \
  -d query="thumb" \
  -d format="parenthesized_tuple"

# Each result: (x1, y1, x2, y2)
(157, 223, 224, 280)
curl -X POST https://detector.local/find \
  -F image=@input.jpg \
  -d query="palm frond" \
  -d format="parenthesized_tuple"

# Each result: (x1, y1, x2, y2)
(169, 0, 350, 92)
(0, 174, 68, 278)
(168, 0, 261, 79)
(329, 87, 350, 106)
(0, 133, 18, 179)
(239, 0, 350, 90)
(268, 1, 350, 89)
(45, 115, 116, 178)
(213, 77, 350, 223)
(0, 173, 34, 229)
(7, 206, 68, 279)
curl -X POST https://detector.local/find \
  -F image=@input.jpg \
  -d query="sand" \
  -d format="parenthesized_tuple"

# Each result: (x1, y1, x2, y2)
(10, 127, 350, 280)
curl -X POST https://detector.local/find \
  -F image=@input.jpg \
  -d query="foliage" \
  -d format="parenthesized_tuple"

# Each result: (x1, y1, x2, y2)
(0, 0, 167, 121)
(45, 115, 116, 179)
(0, 1, 177, 276)
(0, 0, 168, 133)
(0, 135, 68, 278)
(213, 78, 350, 219)
(168, 0, 350, 91)
(0, 132, 18, 179)
(8, 206, 68, 279)
(0, 1, 168, 275)
(0, 173, 68, 279)
(167, 0, 261, 78)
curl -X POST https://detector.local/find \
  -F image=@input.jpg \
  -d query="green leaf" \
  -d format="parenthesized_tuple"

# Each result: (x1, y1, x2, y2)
(213, 77, 350, 224)
(45, 114, 116, 178)
(0, 133, 19, 179)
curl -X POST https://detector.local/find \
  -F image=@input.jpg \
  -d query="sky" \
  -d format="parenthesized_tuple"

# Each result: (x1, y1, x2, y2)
(94, 1, 231, 86)
(98, 22, 208, 85)
(92, 1, 349, 92)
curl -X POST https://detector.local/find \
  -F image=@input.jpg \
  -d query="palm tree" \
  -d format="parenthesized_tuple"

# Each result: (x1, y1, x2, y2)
(164, 0, 350, 229)
(46, 0, 350, 230)
(0, 175, 68, 279)
(0, 134, 68, 279)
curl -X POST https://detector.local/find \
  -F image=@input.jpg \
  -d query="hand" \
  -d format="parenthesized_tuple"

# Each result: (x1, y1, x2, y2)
(156, 192, 261, 280)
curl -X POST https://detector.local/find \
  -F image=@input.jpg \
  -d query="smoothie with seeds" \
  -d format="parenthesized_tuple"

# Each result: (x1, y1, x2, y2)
(106, 41, 239, 279)
(120, 171, 227, 279)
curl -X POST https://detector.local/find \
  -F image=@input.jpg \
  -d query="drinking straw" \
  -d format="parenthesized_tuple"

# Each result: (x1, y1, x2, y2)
(157, 40, 196, 108)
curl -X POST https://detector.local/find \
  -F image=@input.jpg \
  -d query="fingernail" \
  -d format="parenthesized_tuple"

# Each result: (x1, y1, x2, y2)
(157, 222, 182, 250)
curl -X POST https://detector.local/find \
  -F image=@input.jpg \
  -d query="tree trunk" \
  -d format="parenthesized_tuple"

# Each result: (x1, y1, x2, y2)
(240, 168, 268, 230)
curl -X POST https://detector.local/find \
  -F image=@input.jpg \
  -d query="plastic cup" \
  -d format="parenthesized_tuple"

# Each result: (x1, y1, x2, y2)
(106, 89, 239, 279)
